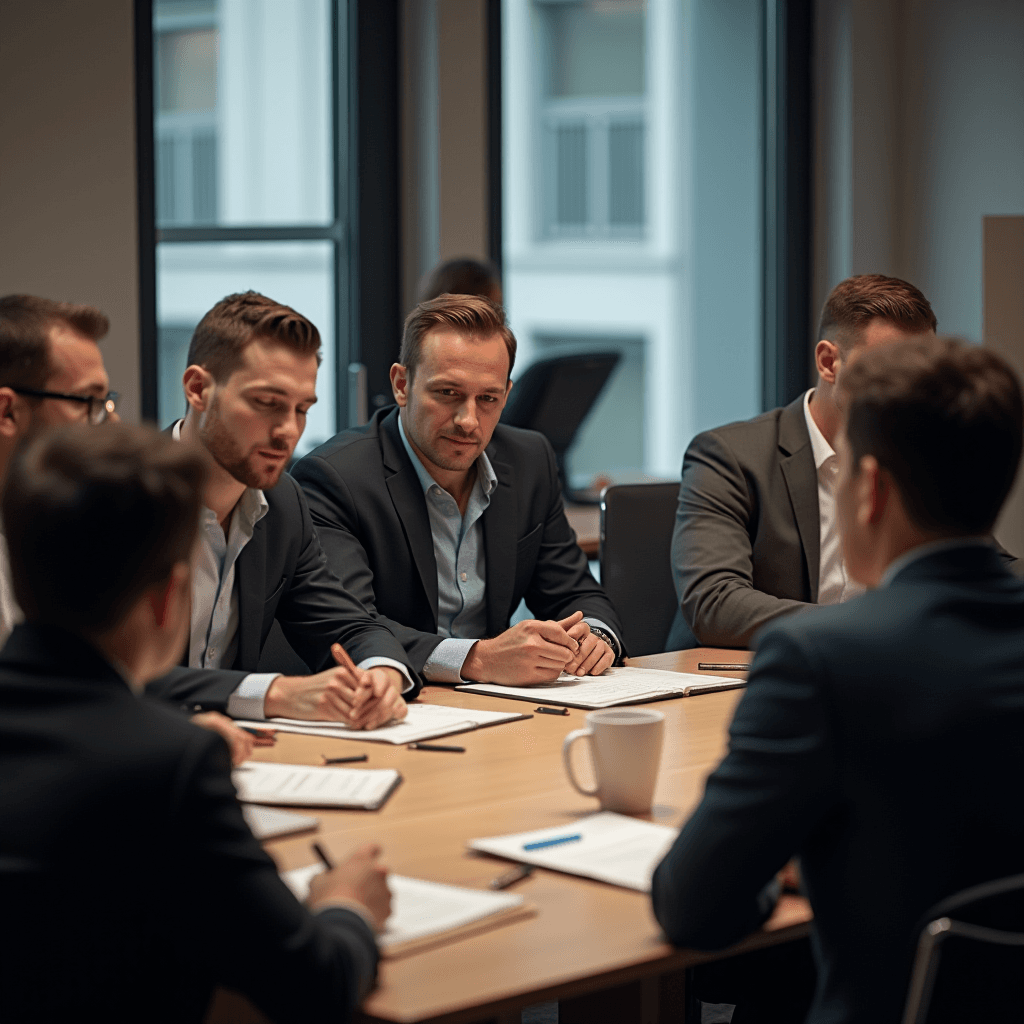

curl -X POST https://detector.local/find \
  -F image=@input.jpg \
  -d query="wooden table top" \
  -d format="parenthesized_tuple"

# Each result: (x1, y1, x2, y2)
(249, 647, 809, 1024)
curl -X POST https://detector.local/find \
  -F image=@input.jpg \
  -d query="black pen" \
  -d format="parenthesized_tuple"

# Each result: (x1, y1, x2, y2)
(698, 662, 749, 672)
(321, 753, 368, 764)
(240, 726, 276, 738)
(312, 842, 335, 871)
(535, 706, 569, 716)
(407, 742, 465, 752)
(488, 863, 534, 890)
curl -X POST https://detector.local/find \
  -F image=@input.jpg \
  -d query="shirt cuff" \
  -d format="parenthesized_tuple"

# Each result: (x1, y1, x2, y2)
(584, 617, 621, 658)
(358, 657, 415, 694)
(226, 673, 281, 720)
(422, 637, 478, 683)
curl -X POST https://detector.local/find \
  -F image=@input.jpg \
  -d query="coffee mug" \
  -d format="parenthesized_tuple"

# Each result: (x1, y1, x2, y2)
(561, 708, 665, 814)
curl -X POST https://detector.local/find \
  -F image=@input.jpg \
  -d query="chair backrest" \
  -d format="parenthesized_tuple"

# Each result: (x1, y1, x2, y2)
(902, 872, 1024, 1024)
(599, 482, 680, 657)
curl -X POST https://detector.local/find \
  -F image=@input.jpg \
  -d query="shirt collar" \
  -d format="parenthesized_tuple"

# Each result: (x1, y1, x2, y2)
(802, 389, 836, 471)
(172, 418, 269, 528)
(879, 536, 994, 587)
(397, 413, 498, 499)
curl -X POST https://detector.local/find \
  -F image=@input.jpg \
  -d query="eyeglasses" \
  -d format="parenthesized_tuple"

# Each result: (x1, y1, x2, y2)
(10, 387, 119, 425)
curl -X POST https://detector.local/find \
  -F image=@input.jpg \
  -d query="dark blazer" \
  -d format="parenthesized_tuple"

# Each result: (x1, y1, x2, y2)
(0, 624, 378, 1024)
(667, 394, 818, 650)
(652, 545, 1024, 1024)
(146, 471, 421, 710)
(291, 408, 624, 673)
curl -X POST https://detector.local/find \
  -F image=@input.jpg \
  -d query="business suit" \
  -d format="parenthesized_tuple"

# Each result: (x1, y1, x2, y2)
(146, 471, 421, 710)
(652, 544, 1024, 1024)
(291, 407, 623, 673)
(0, 624, 378, 1024)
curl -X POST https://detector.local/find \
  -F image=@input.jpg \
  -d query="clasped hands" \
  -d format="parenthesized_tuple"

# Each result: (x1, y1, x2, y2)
(461, 610, 615, 685)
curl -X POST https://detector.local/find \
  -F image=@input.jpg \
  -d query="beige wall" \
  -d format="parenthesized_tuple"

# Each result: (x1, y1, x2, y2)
(0, 0, 141, 422)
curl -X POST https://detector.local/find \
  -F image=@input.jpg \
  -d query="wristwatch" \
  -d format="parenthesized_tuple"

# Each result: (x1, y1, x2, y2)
(588, 625, 619, 659)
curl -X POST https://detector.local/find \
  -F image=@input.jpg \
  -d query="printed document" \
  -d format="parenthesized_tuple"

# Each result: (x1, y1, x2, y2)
(456, 665, 743, 709)
(469, 811, 678, 891)
(233, 761, 401, 810)
(234, 702, 527, 744)
(242, 805, 319, 840)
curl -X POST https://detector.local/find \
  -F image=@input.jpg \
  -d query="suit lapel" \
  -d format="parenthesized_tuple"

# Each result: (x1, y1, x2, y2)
(234, 516, 266, 669)
(777, 396, 821, 601)
(381, 412, 440, 626)
(482, 451, 517, 636)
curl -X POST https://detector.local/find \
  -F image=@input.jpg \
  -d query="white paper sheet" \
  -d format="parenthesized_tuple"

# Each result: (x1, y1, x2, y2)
(282, 865, 525, 951)
(235, 702, 527, 744)
(241, 805, 319, 840)
(233, 761, 401, 809)
(456, 665, 742, 708)
(468, 811, 678, 891)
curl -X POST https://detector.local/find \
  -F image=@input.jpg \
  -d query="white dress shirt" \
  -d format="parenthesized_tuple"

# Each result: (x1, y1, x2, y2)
(802, 390, 866, 606)
(0, 527, 23, 649)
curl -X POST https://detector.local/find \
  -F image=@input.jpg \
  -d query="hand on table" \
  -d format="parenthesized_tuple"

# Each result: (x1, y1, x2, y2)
(563, 617, 615, 676)
(307, 843, 392, 932)
(192, 711, 275, 765)
(460, 611, 582, 685)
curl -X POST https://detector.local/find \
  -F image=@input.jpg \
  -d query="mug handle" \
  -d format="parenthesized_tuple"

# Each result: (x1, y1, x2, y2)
(562, 728, 599, 797)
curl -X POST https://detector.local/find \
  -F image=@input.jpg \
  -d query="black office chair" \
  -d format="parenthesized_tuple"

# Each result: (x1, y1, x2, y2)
(500, 352, 620, 501)
(902, 872, 1024, 1024)
(599, 482, 680, 657)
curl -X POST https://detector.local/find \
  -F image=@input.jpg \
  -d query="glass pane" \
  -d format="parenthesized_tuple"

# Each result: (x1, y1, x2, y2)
(555, 124, 588, 225)
(608, 122, 644, 226)
(544, 1, 645, 98)
(153, 0, 332, 227)
(156, 241, 336, 457)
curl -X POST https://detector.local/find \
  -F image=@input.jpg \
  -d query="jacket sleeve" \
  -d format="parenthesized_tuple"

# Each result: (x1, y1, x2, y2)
(293, 453, 448, 674)
(673, 430, 809, 648)
(144, 667, 250, 712)
(172, 729, 378, 1022)
(651, 621, 835, 949)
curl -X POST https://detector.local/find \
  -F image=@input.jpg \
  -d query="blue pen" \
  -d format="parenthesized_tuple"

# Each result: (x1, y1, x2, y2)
(523, 833, 583, 851)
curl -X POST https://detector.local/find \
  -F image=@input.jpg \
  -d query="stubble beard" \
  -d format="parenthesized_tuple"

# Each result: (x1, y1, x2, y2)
(200, 398, 290, 490)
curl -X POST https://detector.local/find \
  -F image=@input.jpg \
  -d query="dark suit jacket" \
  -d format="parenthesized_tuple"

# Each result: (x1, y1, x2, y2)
(0, 624, 378, 1024)
(146, 471, 421, 710)
(291, 408, 624, 673)
(652, 545, 1024, 1024)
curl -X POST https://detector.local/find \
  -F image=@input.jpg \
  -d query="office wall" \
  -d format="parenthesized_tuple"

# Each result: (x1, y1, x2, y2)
(0, 0, 141, 422)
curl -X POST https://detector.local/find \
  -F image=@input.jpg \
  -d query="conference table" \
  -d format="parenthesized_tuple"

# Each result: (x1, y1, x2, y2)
(220, 649, 811, 1024)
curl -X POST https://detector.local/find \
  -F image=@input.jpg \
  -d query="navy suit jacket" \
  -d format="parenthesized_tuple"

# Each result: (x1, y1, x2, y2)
(652, 544, 1024, 1024)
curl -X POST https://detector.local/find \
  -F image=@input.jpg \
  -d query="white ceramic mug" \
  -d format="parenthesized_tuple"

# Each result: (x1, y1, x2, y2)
(561, 708, 665, 814)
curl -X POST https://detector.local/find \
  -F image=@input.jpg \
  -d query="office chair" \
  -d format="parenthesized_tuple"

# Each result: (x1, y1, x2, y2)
(902, 872, 1024, 1024)
(500, 352, 620, 502)
(599, 482, 680, 657)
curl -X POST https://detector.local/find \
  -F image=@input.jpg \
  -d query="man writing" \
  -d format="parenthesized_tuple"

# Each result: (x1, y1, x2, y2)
(0, 423, 390, 1022)
(293, 294, 624, 684)
(652, 337, 1024, 1023)
(146, 291, 419, 727)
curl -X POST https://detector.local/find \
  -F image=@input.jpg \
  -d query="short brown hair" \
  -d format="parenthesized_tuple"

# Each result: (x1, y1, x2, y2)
(187, 291, 322, 382)
(818, 274, 937, 351)
(840, 337, 1023, 535)
(0, 294, 109, 390)
(400, 294, 517, 380)
(2, 423, 207, 633)
(417, 258, 502, 305)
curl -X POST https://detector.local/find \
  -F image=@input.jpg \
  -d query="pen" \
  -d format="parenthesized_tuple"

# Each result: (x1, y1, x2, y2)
(697, 662, 749, 672)
(488, 864, 534, 890)
(535, 706, 569, 716)
(321, 754, 368, 764)
(240, 726, 276, 738)
(312, 842, 335, 871)
(407, 742, 466, 752)
(523, 833, 582, 851)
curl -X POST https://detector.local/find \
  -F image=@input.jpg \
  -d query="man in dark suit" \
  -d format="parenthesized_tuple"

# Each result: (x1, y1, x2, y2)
(652, 337, 1024, 1024)
(668, 274, 938, 649)
(0, 423, 390, 1023)
(293, 294, 624, 684)
(145, 292, 420, 727)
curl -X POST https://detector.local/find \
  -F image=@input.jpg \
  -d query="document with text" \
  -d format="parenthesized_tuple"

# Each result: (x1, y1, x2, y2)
(235, 702, 529, 744)
(241, 805, 320, 839)
(282, 865, 535, 956)
(456, 665, 744, 709)
(469, 812, 678, 892)
(233, 761, 401, 810)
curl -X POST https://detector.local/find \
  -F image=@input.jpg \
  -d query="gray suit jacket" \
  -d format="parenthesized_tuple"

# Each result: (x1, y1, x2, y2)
(667, 395, 820, 650)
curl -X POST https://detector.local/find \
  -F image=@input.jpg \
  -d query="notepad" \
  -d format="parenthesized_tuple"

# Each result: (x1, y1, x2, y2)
(242, 805, 320, 840)
(456, 665, 744, 709)
(235, 702, 530, 745)
(233, 761, 401, 810)
(282, 864, 535, 957)
(469, 811, 678, 891)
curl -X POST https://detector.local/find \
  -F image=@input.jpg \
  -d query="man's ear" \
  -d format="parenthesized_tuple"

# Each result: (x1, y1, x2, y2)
(0, 388, 23, 439)
(390, 363, 410, 407)
(815, 339, 841, 385)
(183, 365, 215, 414)
(857, 455, 889, 526)
(148, 562, 191, 629)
